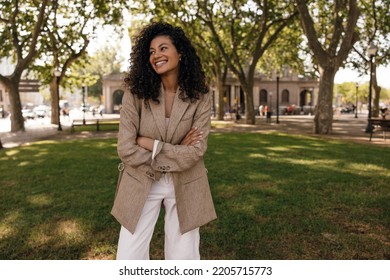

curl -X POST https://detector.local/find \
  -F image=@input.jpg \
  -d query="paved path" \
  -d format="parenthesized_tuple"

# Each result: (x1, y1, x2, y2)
(212, 113, 389, 147)
(1, 113, 389, 148)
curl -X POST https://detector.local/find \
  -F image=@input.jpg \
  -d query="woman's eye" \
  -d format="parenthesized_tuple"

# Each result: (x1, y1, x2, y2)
(149, 50, 155, 55)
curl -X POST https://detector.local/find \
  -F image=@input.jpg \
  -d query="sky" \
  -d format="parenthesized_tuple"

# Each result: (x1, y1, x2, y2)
(335, 66, 390, 88)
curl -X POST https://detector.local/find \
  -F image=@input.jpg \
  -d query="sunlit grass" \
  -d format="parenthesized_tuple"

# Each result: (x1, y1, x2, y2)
(71, 123, 119, 132)
(0, 132, 389, 259)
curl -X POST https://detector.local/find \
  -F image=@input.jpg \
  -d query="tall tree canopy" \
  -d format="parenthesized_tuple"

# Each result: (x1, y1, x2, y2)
(0, 0, 127, 131)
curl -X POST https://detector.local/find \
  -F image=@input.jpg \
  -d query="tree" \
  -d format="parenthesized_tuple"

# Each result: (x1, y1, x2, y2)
(0, 0, 49, 132)
(257, 20, 305, 78)
(348, 0, 390, 117)
(45, 1, 89, 125)
(195, 0, 298, 124)
(190, 27, 228, 121)
(1, 0, 128, 130)
(335, 82, 367, 106)
(34, 0, 126, 126)
(295, 0, 359, 134)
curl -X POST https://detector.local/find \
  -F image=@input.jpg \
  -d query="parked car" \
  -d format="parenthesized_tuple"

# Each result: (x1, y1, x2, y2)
(80, 104, 90, 112)
(22, 109, 35, 120)
(340, 106, 354, 113)
(90, 105, 104, 116)
(33, 105, 50, 118)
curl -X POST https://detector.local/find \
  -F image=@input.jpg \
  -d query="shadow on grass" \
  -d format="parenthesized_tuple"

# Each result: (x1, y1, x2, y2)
(202, 133, 390, 259)
(0, 133, 389, 259)
(0, 139, 120, 259)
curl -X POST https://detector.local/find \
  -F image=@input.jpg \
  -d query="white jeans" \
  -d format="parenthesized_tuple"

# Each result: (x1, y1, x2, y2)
(116, 175, 200, 260)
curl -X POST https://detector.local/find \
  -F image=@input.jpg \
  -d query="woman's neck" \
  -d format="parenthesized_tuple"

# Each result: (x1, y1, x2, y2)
(161, 75, 178, 94)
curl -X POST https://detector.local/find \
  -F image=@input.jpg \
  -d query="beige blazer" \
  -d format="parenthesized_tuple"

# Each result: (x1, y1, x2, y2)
(111, 86, 217, 234)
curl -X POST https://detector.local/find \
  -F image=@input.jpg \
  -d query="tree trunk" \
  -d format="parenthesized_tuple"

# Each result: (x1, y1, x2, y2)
(314, 67, 336, 134)
(245, 89, 255, 124)
(239, 79, 255, 125)
(0, 139, 3, 149)
(50, 77, 60, 125)
(6, 77, 25, 132)
(296, 0, 359, 134)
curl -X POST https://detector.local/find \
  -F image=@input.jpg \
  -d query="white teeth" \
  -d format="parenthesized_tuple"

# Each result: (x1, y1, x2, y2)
(156, 61, 166, 67)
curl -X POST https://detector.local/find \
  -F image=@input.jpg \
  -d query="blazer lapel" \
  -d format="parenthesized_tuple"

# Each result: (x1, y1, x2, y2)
(166, 92, 189, 143)
(149, 88, 166, 141)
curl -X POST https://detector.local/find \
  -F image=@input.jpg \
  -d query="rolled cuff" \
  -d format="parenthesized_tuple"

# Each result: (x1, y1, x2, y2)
(152, 139, 160, 160)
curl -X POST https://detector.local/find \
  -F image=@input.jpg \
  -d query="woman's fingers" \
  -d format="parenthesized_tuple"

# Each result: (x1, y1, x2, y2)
(181, 127, 203, 145)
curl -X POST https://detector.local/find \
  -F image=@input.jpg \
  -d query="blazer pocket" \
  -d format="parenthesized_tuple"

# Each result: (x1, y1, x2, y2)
(114, 163, 145, 199)
(180, 162, 207, 185)
(181, 172, 205, 185)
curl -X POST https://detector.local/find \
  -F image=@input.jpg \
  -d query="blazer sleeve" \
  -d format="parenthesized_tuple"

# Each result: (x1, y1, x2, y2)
(117, 91, 153, 168)
(151, 93, 211, 173)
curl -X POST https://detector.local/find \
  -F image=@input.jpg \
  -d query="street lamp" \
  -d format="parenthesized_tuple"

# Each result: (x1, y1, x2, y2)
(54, 67, 62, 131)
(276, 73, 280, 124)
(365, 42, 378, 133)
(82, 85, 86, 125)
(355, 82, 359, 118)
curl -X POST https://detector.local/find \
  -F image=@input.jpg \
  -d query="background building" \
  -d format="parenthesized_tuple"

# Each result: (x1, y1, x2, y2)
(216, 70, 319, 117)
(102, 70, 319, 117)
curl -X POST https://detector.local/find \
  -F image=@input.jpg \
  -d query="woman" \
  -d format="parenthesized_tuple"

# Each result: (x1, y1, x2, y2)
(111, 22, 217, 260)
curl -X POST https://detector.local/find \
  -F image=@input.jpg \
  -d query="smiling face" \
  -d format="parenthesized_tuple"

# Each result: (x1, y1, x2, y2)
(149, 35, 181, 78)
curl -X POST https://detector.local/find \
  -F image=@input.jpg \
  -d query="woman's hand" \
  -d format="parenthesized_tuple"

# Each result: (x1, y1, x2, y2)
(180, 127, 204, 146)
(136, 136, 154, 151)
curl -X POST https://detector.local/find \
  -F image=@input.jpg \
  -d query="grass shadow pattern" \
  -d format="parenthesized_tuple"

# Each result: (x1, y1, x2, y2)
(0, 133, 389, 259)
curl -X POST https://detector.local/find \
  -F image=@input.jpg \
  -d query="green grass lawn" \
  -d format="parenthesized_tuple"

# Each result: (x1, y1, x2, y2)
(71, 123, 119, 132)
(0, 132, 389, 259)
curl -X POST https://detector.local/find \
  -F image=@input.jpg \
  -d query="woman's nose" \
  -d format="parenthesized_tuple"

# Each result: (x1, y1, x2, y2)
(153, 51, 161, 58)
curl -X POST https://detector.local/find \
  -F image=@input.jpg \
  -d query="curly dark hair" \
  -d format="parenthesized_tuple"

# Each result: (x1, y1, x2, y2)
(124, 22, 208, 104)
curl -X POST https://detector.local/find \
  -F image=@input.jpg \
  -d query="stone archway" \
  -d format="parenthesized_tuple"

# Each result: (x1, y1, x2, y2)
(102, 73, 125, 114)
(281, 89, 290, 105)
(300, 89, 313, 114)
(112, 90, 124, 113)
(260, 89, 268, 105)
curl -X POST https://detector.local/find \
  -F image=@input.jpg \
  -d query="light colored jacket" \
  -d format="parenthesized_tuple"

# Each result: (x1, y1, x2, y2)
(111, 87, 217, 234)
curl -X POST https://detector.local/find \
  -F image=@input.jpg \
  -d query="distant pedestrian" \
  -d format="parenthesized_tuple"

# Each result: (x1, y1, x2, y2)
(259, 105, 263, 116)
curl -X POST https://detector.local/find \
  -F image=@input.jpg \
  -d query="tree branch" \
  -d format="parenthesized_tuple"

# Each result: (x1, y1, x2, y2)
(295, 0, 328, 65)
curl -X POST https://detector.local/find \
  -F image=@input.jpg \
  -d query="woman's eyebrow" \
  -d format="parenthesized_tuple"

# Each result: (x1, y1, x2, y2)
(150, 43, 168, 51)
(157, 43, 169, 48)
